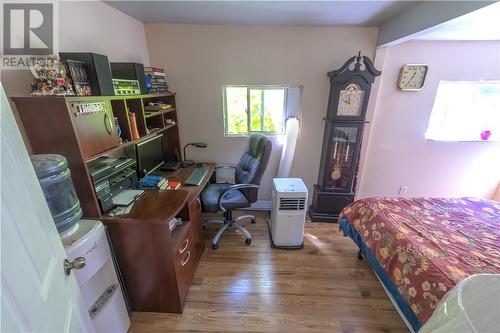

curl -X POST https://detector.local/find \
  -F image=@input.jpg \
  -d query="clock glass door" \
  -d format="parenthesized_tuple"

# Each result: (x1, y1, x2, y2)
(324, 123, 362, 192)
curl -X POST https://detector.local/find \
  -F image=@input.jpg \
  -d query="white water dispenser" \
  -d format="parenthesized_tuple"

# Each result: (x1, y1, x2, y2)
(61, 220, 130, 333)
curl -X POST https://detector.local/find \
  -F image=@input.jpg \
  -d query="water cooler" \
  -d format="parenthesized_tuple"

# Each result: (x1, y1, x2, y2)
(31, 154, 130, 332)
(61, 220, 130, 332)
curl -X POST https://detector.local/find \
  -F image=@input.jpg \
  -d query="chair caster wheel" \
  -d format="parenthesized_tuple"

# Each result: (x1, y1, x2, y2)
(245, 238, 252, 246)
(251, 218, 256, 224)
(212, 243, 218, 250)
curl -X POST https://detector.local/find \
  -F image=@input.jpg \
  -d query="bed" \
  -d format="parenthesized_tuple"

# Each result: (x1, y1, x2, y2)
(339, 197, 500, 332)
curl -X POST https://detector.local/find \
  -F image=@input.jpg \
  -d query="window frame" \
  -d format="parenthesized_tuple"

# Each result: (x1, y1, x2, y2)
(222, 85, 288, 137)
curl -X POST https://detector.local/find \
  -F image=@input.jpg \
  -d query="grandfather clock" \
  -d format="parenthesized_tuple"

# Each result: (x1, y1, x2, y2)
(309, 52, 381, 222)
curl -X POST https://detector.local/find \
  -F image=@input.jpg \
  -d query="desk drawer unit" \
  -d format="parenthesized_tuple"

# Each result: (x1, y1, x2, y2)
(174, 226, 197, 302)
(94, 166, 213, 314)
(189, 198, 204, 255)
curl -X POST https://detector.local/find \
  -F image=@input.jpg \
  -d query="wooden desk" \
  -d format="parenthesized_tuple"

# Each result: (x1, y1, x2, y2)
(162, 163, 215, 204)
(101, 164, 214, 313)
(12, 93, 212, 313)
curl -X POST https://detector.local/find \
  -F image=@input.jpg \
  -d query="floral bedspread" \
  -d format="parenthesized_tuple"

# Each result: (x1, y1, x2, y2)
(340, 197, 500, 324)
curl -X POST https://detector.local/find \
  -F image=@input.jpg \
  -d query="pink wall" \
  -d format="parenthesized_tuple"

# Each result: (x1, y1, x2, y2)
(358, 40, 500, 199)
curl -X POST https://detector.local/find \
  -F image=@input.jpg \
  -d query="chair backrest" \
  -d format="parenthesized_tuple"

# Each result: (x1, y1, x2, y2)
(235, 133, 272, 203)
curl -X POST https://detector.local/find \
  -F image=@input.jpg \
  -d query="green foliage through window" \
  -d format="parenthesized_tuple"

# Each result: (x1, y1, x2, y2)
(224, 86, 286, 136)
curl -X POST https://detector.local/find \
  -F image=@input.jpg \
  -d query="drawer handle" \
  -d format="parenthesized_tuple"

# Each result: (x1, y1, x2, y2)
(179, 239, 189, 254)
(104, 112, 113, 135)
(197, 198, 202, 212)
(181, 251, 191, 266)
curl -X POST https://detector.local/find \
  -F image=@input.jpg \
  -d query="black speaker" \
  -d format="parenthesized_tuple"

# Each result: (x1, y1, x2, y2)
(59, 52, 114, 96)
(110, 62, 147, 94)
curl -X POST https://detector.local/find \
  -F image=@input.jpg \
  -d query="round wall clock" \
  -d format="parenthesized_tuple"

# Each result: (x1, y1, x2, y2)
(398, 64, 428, 91)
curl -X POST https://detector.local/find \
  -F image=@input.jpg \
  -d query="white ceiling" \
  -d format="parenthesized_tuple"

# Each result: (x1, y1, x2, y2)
(105, 1, 419, 26)
(415, 1, 500, 41)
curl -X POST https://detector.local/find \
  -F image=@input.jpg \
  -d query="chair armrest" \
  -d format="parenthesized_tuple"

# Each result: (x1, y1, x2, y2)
(218, 184, 259, 211)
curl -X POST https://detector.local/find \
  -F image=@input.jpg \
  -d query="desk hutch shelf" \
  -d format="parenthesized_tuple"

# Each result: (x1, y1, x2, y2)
(12, 92, 181, 217)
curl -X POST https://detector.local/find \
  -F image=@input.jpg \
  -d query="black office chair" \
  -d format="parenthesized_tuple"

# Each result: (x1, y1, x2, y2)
(201, 133, 272, 249)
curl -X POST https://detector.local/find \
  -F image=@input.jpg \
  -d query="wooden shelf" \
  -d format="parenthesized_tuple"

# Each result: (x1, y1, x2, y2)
(86, 124, 178, 162)
(148, 124, 177, 134)
(141, 92, 175, 99)
(162, 124, 177, 131)
(11, 92, 175, 102)
(144, 108, 176, 118)
(85, 133, 159, 162)
(108, 92, 175, 101)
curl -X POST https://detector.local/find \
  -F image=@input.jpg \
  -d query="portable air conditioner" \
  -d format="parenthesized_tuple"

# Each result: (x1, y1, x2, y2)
(268, 178, 308, 248)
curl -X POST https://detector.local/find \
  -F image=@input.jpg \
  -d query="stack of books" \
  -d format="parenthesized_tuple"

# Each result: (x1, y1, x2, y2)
(144, 103, 173, 114)
(166, 181, 181, 190)
(145, 67, 169, 93)
(138, 175, 168, 190)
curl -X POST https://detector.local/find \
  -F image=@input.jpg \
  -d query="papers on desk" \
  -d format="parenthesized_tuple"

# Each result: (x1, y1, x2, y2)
(109, 203, 135, 217)
(169, 217, 182, 232)
(108, 189, 145, 217)
(112, 189, 145, 206)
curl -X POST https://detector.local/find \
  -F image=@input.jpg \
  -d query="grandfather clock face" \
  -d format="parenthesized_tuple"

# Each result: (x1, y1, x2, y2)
(337, 83, 365, 117)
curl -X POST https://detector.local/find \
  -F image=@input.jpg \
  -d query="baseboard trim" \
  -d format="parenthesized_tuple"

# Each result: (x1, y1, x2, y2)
(236, 200, 272, 212)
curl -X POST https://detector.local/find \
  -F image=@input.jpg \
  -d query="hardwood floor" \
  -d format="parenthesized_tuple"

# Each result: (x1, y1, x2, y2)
(129, 212, 409, 333)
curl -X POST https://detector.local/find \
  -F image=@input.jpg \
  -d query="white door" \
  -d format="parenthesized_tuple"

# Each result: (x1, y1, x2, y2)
(0, 84, 95, 333)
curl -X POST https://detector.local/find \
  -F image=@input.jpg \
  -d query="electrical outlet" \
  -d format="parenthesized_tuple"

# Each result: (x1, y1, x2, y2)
(399, 186, 408, 196)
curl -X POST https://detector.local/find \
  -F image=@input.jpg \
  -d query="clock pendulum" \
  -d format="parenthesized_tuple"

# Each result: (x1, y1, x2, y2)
(330, 142, 342, 181)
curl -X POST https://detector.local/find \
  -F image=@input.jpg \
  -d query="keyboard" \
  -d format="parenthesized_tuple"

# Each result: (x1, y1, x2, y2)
(184, 167, 208, 186)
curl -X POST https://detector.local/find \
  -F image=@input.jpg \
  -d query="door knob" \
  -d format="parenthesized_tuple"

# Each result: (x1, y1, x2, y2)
(63, 257, 86, 276)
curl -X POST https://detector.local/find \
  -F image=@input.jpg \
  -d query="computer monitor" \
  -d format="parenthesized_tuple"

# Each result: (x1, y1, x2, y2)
(136, 134, 164, 176)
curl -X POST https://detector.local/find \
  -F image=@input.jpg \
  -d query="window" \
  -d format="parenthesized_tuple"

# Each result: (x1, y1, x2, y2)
(223, 86, 287, 136)
(425, 81, 500, 141)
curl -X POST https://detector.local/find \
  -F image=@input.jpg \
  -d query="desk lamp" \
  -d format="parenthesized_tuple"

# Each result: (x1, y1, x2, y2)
(182, 142, 207, 167)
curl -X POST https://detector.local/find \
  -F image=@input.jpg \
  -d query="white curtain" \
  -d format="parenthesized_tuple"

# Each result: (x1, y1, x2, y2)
(278, 117, 300, 178)
(277, 86, 302, 178)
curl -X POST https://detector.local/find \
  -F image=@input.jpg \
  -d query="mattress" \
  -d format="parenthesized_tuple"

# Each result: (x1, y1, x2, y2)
(339, 197, 500, 330)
